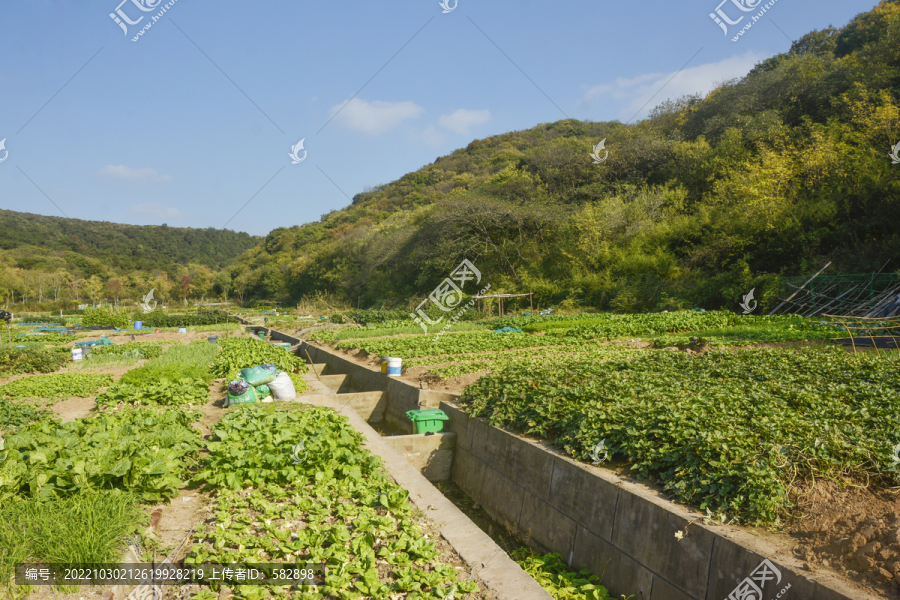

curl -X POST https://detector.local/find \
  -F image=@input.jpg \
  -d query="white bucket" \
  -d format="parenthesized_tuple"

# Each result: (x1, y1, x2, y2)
(71, 347, 83, 361)
(386, 357, 402, 376)
(178, 327, 187, 334)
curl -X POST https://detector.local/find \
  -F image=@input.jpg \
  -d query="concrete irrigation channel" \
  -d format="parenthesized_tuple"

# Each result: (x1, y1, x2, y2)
(238, 322, 877, 600)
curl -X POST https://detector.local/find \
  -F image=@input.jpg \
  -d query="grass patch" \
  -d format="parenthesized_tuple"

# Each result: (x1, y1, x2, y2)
(120, 341, 217, 386)
(0, 490, 144, 594)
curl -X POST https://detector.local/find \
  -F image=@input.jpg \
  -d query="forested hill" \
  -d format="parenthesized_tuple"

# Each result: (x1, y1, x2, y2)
(0, 209, 260, 273)
(239, 2, 898, 310)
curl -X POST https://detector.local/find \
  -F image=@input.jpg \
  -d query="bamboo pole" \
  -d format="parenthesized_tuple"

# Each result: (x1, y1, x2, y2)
(768, 262, 832, 315)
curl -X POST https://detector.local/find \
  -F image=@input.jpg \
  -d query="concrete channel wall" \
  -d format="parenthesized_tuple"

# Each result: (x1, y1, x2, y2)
(299, 341, 872, 600)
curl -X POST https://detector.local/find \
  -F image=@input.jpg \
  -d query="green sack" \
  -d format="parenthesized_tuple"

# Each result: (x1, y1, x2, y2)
(226, 386, 258, 407)
(240, 365, 277, 386)
(254, 384, 270, 398)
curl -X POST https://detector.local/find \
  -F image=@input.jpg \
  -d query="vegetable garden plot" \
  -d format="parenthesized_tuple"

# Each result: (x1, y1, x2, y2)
(187, 404, 483, 599)
(0, 372, 113, 400)
(459, 347, 900, 526)
(0, 407, 203, 504)
(0, 347, 68, 376)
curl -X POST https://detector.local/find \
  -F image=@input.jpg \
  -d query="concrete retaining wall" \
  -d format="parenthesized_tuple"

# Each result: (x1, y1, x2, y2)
(300, 341, 872, 600)
(383, 432, 456, 482)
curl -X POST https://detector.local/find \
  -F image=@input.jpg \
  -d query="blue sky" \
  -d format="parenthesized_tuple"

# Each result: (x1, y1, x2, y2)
(0, 0, 873, 236)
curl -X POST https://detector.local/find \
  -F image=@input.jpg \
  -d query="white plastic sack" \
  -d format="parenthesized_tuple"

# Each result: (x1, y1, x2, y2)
(269, 371, 297, 401)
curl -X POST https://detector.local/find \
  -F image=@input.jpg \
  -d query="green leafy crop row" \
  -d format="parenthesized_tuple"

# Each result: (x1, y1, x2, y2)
(0, 399, 55, 433)
(96, 377, 209, 407)
(512, 549, 612, 600)
(187, 405, 479, 599)
(335, 331, 581, 360)
(89, 342, 164, 360)
(98, 341, 218, 407)
(0, 407, 203, 503)
(0, 373, 113, 399)
(459, 347, 900, 525)
(0, 347, 69, 376)
(210, 337, 307, 379)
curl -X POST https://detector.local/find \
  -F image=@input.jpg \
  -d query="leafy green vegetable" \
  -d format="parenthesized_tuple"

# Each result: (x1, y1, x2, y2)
(0, 398, 56, 433)
(96, 378, 209, 407)
(0, 347, 68, 376)
(210, 337, 307, 379)
(0, 407, 203, 503)
(512, 548, 612, 600)
(0, 373, 113, 399)
(187, 404, 479, 598)
(459, 347, 900, 525)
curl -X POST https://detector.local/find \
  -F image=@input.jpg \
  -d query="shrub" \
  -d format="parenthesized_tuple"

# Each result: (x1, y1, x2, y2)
(139, 311, 237, 328)
(82, 307, 133, 328)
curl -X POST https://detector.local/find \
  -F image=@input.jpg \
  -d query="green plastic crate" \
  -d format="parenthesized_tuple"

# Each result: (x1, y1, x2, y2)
(406, 408, 448, 434)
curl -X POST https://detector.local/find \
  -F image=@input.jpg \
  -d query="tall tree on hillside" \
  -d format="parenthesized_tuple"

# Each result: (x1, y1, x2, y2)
(191, 266, 213, 302)
(154, 272, 174, 305)
(234, 271, 252, 306)
(179, 275, 192, 303)
(84, 275, 104, 307)
(105, 277, 124, 305)
(214, 270, 232, 302)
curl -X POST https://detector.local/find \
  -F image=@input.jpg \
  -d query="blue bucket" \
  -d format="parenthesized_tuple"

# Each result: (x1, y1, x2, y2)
(178, 327, 187, 334)
(134, 321, 143, 330)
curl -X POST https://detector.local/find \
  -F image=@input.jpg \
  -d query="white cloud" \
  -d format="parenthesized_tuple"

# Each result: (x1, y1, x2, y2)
(97, 165, 172, 183)
(412, 124, 445, 148)
(130, 203, 186, 220)
(328, 98, 424, 135)
(439, 109, 491, 135)
(580, 51, 766, 122)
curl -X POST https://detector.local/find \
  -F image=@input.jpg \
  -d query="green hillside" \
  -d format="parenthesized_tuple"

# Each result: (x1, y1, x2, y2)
(0, 210, 260, 307)
(233, 1, 900, 312)
(0, 209, 259, 273)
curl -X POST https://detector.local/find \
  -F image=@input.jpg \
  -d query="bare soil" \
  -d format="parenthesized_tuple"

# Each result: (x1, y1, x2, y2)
(788, 480, 900, 596)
